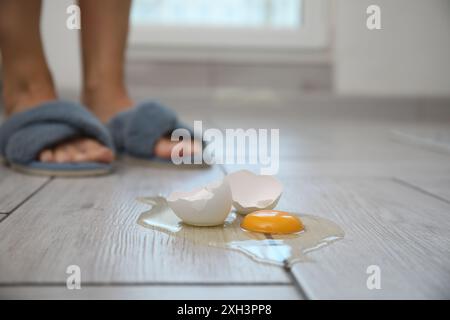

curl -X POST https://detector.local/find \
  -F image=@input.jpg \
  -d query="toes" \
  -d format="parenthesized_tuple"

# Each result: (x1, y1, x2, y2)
(154, 138, 174, 159)
(99, 146, 115, 163)
(53, 145, 71, 163)
(154, 138, 202, 159)
(39, 149, 53, 162)
(90, 145, 115, 163)
(76, 139, 114, 163)
(72, 151, 89, 162)
(38, 138, 114, 164)
(62, 143, 79, 162)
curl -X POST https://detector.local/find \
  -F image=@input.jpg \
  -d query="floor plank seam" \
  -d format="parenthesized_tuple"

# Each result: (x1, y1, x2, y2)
(283, 263, 310, 300)
(219, 163, 307, 298)
(264, 226, 309, 299)
(391, 130, 450, 155)
(392, 177, 450, 205)
(0, 177, 54, 221)
(0, 282, 292, 287)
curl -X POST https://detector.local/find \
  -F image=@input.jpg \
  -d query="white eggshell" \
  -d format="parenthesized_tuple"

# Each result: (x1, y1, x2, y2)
(226, 170, 283, 214)
(166, 178, 232, 226)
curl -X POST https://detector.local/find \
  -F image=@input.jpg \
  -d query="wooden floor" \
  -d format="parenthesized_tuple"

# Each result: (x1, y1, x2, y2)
(0, 97, 449, 300)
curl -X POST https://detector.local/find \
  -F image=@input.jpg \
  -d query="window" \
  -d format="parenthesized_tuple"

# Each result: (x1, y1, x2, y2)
(132, 0, 303, 29)
(129, 0, 328, 49)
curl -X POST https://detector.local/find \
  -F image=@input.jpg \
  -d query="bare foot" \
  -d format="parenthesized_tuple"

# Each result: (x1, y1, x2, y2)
(0, 0, 114, 166)
(38, 138, 114, 163)
(84, 86, 201, 160)
(154, 138, 203, 159)
(3, 76, 115, 165)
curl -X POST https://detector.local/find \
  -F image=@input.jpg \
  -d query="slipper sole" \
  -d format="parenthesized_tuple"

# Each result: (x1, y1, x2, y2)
(120, 154, 211, 170)
(9, 163, 113, 177)
(0, 156, 113, 177)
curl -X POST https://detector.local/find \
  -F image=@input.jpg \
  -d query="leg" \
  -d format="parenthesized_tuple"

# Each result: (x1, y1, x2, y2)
(79, 0, 200, 159)
(0, 0, 55, 114)
(0, 0, 113, 163)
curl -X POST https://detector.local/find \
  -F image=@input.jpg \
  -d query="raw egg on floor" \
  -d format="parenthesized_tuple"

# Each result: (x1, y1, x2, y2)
(137, 197, 345, 266)
(240, 210, 304, 234)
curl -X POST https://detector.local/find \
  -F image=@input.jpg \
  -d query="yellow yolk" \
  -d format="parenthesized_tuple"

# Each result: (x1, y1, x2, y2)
(240, 210, 304, 234)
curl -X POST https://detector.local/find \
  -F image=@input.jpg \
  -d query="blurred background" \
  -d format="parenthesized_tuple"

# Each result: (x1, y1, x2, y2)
(2, 0, 450, 113)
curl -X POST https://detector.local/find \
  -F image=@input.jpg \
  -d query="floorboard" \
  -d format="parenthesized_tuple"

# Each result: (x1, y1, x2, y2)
(210, 112, 450, 178)
(395, 176, 450, 204)
(277, 177, 450, 299)
(0, 166, 49, 214)
(210, 110, 450, 298)
(0, 284, 302, 300)
(0, 163, 289, 284)
(1, 100, 449, 299)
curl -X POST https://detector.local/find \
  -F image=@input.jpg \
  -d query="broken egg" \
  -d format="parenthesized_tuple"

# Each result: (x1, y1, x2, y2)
(166, 178, 232, 226)
(226, 170, 283, 214)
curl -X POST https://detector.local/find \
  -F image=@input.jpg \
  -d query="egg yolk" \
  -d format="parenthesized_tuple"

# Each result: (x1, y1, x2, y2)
(240, 210, 304, 234)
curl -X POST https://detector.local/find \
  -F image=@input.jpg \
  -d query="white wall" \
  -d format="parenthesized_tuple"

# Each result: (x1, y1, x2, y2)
(334, 0, 450, 97)
(39, 0, 450, 97)
(41, 0, 81, 94)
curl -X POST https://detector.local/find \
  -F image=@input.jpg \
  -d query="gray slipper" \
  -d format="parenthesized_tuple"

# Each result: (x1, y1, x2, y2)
(108, 101, 204, 166)
(108, 101, 206, 167)
(0, 100, 114, 176)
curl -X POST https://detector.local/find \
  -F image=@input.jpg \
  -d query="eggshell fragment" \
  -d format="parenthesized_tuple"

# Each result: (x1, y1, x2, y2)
(167, 178, 232, 226)
(226, 170, 283, 214)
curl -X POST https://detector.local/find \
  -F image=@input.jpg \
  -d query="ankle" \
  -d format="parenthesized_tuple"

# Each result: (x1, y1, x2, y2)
(3, 72, 56, 115)
(82, 82, 133, 122)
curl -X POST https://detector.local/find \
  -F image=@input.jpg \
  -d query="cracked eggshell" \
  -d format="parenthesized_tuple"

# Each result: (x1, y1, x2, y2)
(166, 178, 232, 226)
(226, 170, 283, 215)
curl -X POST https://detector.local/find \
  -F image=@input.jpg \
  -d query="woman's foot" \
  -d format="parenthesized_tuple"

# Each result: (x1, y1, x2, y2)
(78, 0, 200, 161)
(0, 0, 114, 166)
(0, 0, 114, 163)
(38, 138, 114, 163)
(3, 76, 114, 165)
(83, 85, 202, 160)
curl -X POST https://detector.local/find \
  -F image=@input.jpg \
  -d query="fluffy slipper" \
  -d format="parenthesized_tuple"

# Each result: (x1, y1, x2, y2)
(108, 101, 205, 166)
(0, 100, 114, 176)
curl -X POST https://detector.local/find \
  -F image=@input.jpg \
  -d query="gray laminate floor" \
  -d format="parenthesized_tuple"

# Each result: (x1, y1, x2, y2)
(0, 95, 449, 299)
